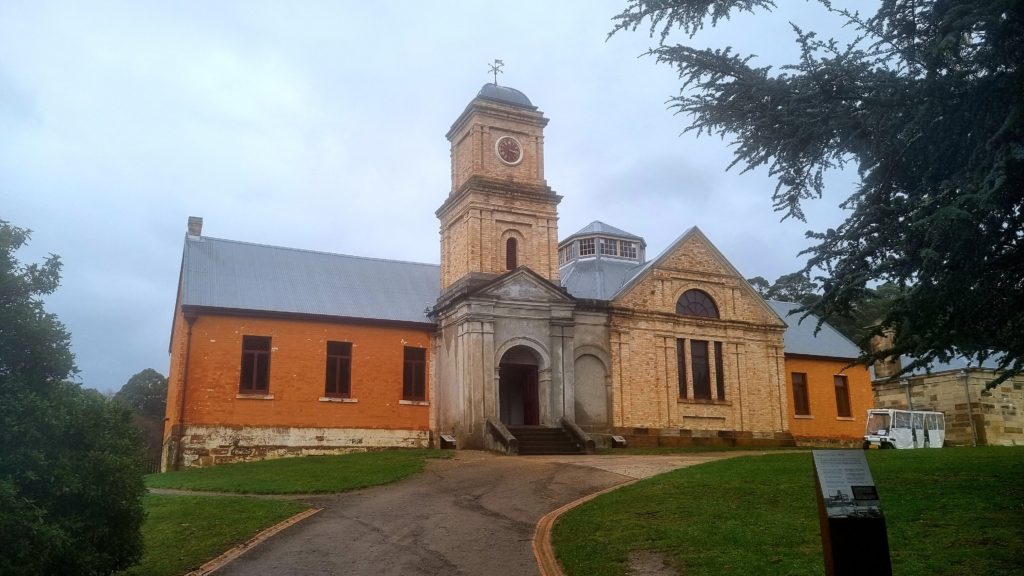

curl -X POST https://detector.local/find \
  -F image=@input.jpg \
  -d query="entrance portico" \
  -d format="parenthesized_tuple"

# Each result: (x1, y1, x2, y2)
(498, 345, 541, 426)
(431, 267, 579, 448)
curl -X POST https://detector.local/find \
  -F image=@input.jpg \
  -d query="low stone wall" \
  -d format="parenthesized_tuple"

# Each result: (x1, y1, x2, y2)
(163, 425, 431, 470)
(589, 427, 795, 449)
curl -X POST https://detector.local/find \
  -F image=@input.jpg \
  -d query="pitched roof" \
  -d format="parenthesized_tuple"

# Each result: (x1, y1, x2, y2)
(561, 220, 644, 245)
(871, 353, 1007, 380)
(560, 257, 645, 300)
(180, 236, 440, 324)
(767, 300, 861, 359)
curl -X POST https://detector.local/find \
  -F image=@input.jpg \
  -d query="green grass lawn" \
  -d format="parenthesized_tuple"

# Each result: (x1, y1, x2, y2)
(121, 494, 307, 576)
(146, 449, 449, 494)
(553, 447, 1024, 576)
(123, 449, 450, 575)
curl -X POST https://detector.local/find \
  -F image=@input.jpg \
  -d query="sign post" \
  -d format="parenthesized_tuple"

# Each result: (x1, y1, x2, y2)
(812, 450, 892, 576)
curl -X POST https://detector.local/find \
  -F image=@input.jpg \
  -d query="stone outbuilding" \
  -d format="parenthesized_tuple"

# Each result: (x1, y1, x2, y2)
(872, 355, 1023, 446)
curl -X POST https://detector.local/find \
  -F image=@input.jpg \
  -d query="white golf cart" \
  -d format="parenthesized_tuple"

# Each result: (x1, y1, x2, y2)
(863, 409, 945, 449)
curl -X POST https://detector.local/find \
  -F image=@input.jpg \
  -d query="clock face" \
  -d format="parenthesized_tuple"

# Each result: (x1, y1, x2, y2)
(496, 136, 523, 165)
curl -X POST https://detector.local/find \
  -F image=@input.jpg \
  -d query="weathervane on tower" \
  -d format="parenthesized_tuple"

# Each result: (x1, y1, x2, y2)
(489, 59, 504, 85)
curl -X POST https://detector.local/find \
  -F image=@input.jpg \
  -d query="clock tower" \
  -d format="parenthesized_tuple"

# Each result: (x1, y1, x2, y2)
(436, 83, 562, 291)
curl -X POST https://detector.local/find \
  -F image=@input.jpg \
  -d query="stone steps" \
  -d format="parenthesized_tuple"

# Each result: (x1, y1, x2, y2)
(507, 426, 585, 455)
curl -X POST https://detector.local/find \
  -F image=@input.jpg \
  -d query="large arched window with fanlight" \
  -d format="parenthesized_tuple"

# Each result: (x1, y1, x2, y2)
(676, 289, 719, 319)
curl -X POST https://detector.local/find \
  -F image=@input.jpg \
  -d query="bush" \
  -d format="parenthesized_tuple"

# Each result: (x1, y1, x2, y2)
(0, 382, 147, 575)
(0, 220, 147, 575)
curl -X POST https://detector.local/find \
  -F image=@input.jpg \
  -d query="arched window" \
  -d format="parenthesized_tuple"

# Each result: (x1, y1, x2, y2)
(676, 289, 719, 318)
(506, 237, 518, 270)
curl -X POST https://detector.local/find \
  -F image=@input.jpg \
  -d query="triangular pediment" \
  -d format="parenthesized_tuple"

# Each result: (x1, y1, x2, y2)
(613, 227, 784, 327)
(475, 267, 574, 303)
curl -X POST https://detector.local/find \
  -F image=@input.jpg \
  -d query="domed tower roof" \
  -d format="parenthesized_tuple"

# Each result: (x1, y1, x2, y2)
(476, 83, 536, 110)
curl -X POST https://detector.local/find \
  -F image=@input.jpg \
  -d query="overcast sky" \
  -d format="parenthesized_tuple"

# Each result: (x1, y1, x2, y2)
(2, 1, 866, 393)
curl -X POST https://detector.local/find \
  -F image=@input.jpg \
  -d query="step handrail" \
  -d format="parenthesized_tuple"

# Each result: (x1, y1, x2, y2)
(486, 418, 519, 455)
(560, 417, 596, 454)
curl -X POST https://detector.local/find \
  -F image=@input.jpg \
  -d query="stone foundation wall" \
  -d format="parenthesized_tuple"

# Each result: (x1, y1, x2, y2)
(162, 424, 431, 470)
(588, 426, 795, 450)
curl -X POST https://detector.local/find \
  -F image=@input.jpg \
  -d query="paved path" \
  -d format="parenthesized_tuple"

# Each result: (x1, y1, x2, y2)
(215, 450, 755, 576)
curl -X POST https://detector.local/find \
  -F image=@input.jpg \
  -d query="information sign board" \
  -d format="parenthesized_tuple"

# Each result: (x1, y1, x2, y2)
(812, 450, 881, 518)
(812, 450, 891, 576)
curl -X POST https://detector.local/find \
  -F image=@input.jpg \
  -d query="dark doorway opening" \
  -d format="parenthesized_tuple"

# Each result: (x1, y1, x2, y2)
(499, 364, 539, 425)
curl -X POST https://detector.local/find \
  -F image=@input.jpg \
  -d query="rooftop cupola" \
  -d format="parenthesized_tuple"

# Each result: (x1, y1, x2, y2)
(558, 221, 647, 266)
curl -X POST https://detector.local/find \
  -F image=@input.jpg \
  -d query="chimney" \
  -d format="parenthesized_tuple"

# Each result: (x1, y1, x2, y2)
(870, 329, 902, 379)
(187, 216, 203, 237)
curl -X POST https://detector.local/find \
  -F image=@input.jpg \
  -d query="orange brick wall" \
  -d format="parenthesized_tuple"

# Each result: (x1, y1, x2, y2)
(164, 306, 187, 436)
(784, 356, 872, 442)
(165, 311, 431, 435)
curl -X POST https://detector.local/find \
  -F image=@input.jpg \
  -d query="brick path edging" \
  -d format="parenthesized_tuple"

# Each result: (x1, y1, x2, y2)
(532, 478, 638, 576)
(185, 507, 323, 575)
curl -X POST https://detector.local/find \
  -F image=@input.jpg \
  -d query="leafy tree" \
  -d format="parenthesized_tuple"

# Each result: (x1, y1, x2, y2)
(826, 282, 906, 345)
(115, 367, 168, 420)
(748, 272, 821, 306)
(116, 368, 168, 470)
(748, 272, 903, 344)
(612, 0, 1024, 381)
(0, 220, 145, 575)
(747, 275, 771, 296)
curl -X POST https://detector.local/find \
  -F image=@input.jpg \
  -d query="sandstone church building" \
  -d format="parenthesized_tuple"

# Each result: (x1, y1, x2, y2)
(163, 84, 871, 470)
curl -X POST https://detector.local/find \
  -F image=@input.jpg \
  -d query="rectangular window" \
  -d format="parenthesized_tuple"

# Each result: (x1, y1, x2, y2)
(559, 244, 577, 265)
(325, 341, 352, 397)
(599, 238, 617, 256)
(894, 411, 910, 429)
(403, 347, 426, 401)
(714, 341, 725, 400)
(691, 340, 711, 400)
(579, 238, 595, 256)
(620, 241, 637, 259)
(792, 372, 810, 416)
(676, 338, 687, 399)
(834, 375, 852, 417)
(240, 336, 271, 393)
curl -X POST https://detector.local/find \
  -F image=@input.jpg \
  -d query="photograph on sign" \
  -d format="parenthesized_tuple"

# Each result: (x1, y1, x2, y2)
(813, 450, 882, 518)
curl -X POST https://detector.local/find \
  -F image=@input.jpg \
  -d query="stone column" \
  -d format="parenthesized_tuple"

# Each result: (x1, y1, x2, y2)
(459, 314, 496, 448)
(549, 320, 576, 423)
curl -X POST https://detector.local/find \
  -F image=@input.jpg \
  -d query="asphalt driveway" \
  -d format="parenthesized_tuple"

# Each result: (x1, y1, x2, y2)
(215, 450, 745, 576)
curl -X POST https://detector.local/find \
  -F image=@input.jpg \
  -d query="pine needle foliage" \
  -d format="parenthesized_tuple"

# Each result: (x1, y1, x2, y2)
(612, 0, 1024, 383)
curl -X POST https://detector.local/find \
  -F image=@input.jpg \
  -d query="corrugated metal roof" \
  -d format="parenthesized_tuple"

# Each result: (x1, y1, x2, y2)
(871, 354, 1006, 380)
(559, 257, 645, 300)
(767, 300, 861, 359)
(181, 236, 440, 324)
(561, 220, 644, 245)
